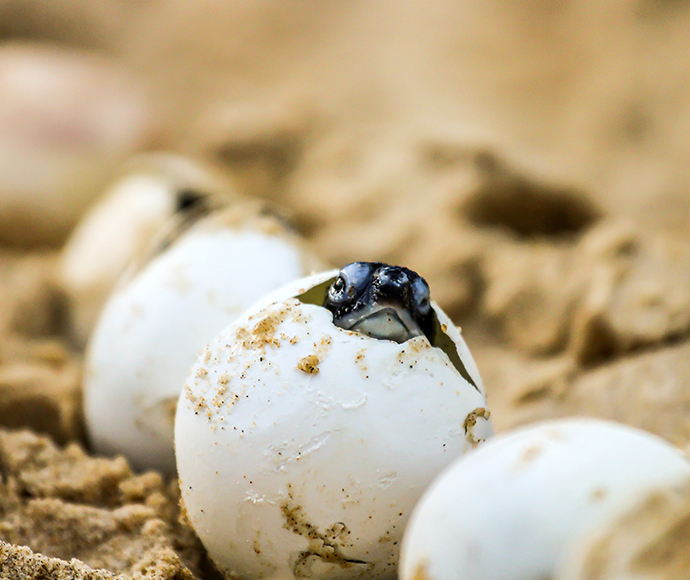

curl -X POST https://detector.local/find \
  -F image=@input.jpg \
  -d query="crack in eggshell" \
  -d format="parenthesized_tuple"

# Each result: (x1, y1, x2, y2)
(280, 485, 371, 578)
(268, 432, 334, 472)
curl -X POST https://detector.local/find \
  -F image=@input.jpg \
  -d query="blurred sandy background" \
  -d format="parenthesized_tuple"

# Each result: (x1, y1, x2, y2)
(0, 1, 690, 578)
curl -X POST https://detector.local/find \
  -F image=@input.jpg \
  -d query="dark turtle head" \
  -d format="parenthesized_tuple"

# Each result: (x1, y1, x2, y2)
(323, 262, 433, 343)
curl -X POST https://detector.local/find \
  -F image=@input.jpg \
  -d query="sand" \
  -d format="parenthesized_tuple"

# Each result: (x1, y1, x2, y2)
(1, 0, 690, 578)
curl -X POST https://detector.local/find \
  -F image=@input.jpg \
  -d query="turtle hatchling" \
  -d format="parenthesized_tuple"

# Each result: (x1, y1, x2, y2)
(175, 263, 493, 580)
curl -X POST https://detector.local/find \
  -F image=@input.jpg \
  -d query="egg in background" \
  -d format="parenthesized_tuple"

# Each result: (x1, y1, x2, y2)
(400, 418, 690, 580)
(84, 202, 323, 474)
(58, 152, 236, 347)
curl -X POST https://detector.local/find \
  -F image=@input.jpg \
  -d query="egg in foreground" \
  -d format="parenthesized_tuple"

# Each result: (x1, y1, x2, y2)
(555, 476, 690, 580)
(399, 418, 690, 580)
(175, 269, 492, 580)
(84, 204, 322, 474)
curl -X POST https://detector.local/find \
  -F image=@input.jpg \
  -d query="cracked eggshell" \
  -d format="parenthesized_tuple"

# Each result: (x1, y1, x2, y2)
(59, 153, 236, 347)
(175, 270, 492, 580)
(399, 418, 690, 580)
(84, 206, 322, 475)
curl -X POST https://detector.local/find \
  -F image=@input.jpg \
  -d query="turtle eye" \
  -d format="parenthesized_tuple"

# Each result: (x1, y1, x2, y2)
(328, 275, 348, 304)
(327, 262, 372, 305)
(339, 262, 372, 296)
(411, 277, 431, 316)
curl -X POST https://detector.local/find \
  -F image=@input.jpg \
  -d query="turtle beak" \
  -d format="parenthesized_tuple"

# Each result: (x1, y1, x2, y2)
(347, 305, 424, 343)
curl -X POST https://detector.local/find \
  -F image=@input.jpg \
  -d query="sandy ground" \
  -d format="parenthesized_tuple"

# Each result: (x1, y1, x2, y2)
(0, 1, 690, 578)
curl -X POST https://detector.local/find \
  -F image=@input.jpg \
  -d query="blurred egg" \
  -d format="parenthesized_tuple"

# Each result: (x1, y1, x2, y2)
(84, 202, 323, 474)
(399, 418, 690, 580)
(0, 42, 152, 246)
(555, 477, 690, 580)
(58, 152, 236, 346)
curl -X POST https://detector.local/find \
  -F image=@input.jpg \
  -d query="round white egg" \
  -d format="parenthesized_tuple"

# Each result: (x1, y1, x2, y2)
(59, 152, 236, 347)
(554, 476, 690, 580)
(175, 270, 493, 580)
(399, 418, 690, 580)
(84, 207, 322, 475)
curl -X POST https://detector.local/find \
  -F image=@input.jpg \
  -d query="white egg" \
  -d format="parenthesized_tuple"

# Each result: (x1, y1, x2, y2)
(84, 204, 323, 475)
(554, 476, 690, 580)
(175, 269, 492, 580)
(399, 418, 690, 580)
(59, 152, 236, 347)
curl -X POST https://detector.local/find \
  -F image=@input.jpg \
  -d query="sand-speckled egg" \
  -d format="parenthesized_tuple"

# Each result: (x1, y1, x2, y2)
(84, 204, 323, 475)
(175, 268, 493, 580)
